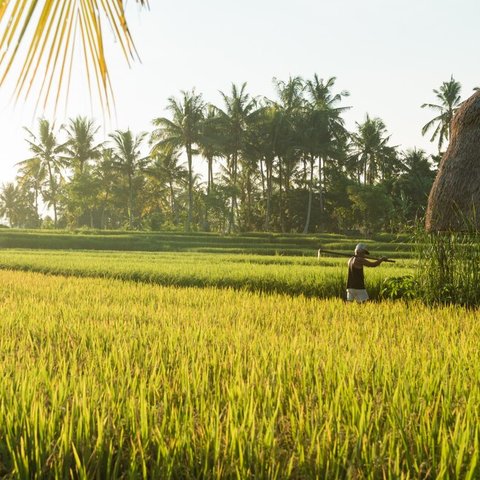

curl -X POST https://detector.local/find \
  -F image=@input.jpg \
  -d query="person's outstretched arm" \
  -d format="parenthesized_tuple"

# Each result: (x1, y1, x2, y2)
(353, 256, 387, 268)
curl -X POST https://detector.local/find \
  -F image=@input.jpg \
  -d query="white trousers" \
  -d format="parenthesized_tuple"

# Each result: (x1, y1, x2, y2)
(346, 288, 369, 303)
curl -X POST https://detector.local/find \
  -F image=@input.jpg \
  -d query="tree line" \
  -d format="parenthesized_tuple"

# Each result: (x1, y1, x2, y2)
(0, 75, 466, 234)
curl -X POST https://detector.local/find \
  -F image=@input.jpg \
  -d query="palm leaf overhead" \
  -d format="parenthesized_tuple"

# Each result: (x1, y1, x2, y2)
(0, 0, 148, 113)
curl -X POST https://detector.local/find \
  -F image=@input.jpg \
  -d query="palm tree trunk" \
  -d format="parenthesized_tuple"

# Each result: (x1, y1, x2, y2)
(208, 156, 214, 189)
(285, 161, 292, 232)
(53, 202, 57, 228)
(368, 157, 375, 185)
(186, 144, 193, 232)
(246, 171, 252, 231)
(229, 151, 238, 233)
(34, 187, 40, 224)
(233, 152, 238, 229)
(318, 156, 324, 213)
(259, 158, 267, 230)
(169, 180, 177, 226)
(128, 175, 134, 228)
(265, 159, 273, 232)
(205, 156, 213, 231)
(259, 158, 266, 199)
(278, 156, 285, 233)
(46, 164, 58, 228)
(101, 192, 109, 229)
(303, 156, 314, 234)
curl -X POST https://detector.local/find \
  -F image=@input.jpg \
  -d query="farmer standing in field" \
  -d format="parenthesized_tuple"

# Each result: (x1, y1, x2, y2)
(346, 243, 387, 303)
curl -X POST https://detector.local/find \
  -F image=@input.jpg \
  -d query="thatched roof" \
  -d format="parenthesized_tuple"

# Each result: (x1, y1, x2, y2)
(426, 91, 480, 232)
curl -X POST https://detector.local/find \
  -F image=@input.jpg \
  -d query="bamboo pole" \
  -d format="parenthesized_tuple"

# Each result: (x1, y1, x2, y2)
(317, 248, 396, 263)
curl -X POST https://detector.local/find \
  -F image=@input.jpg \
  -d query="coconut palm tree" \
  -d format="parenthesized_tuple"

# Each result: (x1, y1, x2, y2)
(214, 83, 258, 233)
(349, 115, 394, 185)
(197, 105, 226, 230)
(198, 106, 222, 193)
(151, 90, 205, 231)
(302, 75, 350, 232)
(0, 183, 21, 226)
(23, 119, 66, 227)
(109, 129, 148, 229)
(61, 116, 104, 226)
(269, 76, 305, 232)
(421, 76, 463, 153)
(0, 1, 148, 112)
(62, 116, 103, 175)
(145, 145, 187, 226)
(1, 181, 38, 227)
(242, 105, 278, 231)
(93, 148, 119, 229)
(16, 156, 46, 222)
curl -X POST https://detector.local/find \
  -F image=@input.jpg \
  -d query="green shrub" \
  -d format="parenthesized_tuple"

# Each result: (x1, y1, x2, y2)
(380, 275, 418, 300)
(416, 229, 480, 306)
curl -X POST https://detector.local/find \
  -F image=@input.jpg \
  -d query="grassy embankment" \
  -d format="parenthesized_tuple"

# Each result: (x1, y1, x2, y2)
(0, 229, 413, 256)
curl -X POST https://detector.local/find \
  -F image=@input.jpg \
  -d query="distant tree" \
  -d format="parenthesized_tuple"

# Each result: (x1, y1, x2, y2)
(62, 116, 103, 175)
(145, 145, 187, 226)
(0, 182, 37, 227)
(61, 116, 104, 226)
(324, 170, 357, 231)
(215, 83, 258, 233)
(197, 106, 224, 230)
(0, 183, 20, 227)
(23, 119, 65, 227)
(347, 183, 394, 234)
(270, 76, 305, 232)
(349, 115, 395, 185)
(151, 90, 205, 231)
(301, 75, 350, 233)
(94, 148, 120, 229)
(421, 76, 462, 153)
(392, 148, 436, 226)
(109, 129, 148, 229)
(63, 172, 101, 228)
(237, 140, 263, 232)
(15, 156, 45, 224)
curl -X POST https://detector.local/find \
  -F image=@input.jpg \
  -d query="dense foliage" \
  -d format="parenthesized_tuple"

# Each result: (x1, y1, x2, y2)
(1, 75, 441, 234)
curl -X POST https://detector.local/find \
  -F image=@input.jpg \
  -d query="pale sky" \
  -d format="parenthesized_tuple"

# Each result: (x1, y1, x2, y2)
(0, 0, 478, 184)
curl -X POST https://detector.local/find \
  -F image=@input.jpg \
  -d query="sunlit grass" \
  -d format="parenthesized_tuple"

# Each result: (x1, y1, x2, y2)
(0, 249, 413, 299)
(0, 270, 478, 478)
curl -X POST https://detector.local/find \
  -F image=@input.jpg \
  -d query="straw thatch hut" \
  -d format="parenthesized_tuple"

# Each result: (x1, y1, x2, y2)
(426, 91, 480, 231)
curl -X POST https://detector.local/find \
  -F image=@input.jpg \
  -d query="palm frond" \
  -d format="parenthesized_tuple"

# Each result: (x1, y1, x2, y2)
(0, 0, 148, 113)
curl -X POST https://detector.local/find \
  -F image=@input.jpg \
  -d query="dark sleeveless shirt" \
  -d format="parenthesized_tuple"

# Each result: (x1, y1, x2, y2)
(347, 257, 365, 289)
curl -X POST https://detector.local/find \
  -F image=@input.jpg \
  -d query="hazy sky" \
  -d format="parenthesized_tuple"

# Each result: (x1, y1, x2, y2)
(0, 0, 478, 183)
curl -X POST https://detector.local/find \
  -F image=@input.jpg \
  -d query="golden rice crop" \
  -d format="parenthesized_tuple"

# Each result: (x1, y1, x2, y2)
(0, 249, 411, 299)
(0, 269, 478, 478)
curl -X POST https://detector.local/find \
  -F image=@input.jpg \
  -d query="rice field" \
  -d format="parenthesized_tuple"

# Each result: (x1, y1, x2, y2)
(0, 260, 479, 478)
(0, 249, 412, 300)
